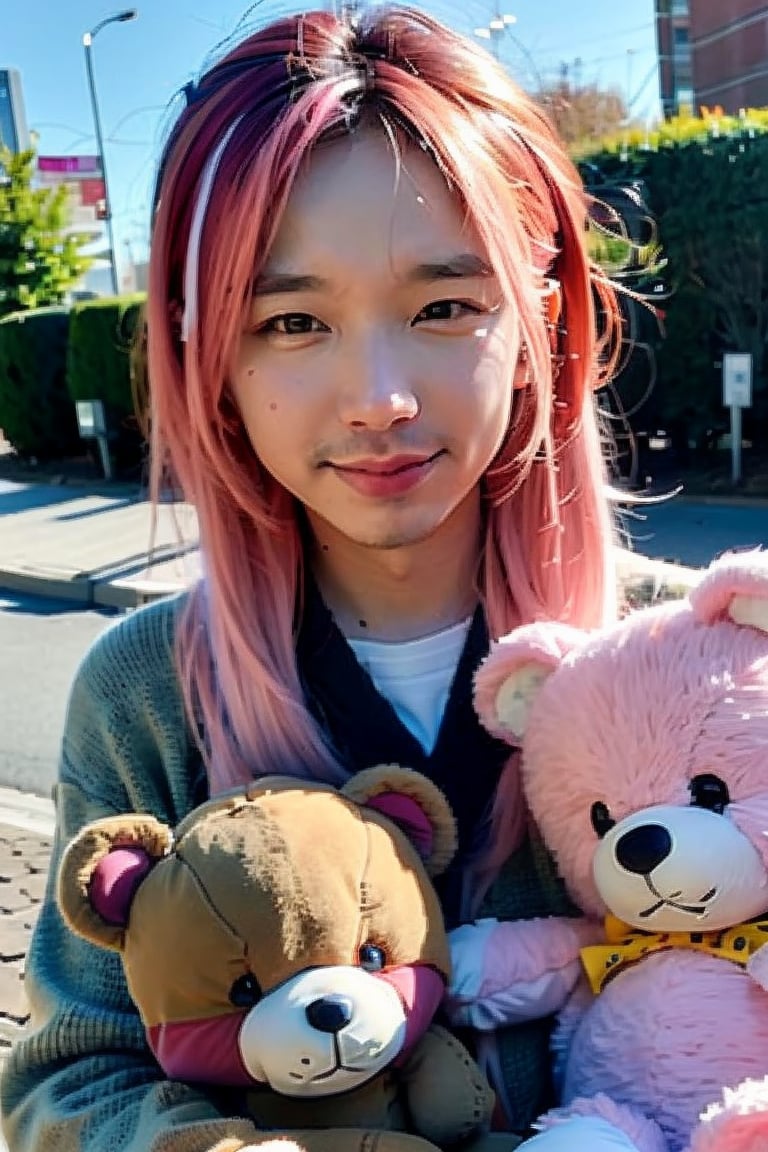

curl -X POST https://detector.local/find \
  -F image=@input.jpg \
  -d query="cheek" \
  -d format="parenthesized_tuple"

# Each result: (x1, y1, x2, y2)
(434, 326, 514, 415)
(437, 338, 514, 460)
(231, 361, 306, 459)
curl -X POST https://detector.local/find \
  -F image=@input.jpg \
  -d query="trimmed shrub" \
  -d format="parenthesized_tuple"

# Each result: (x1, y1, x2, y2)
(0, 306, 80, 459)
(580, 116, 768, 453)
(66, 293, 147, 474)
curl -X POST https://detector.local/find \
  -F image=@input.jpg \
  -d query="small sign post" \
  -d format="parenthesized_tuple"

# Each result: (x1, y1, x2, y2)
(722, 353, 752, 484)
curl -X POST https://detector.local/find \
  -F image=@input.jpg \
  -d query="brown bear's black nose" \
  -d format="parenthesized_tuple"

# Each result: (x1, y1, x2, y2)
(615, 824, 672, 875)
(305, 995, 353, 1034)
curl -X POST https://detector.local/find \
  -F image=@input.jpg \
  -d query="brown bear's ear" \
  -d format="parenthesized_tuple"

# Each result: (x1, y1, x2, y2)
(57, 815, 173, 951)
(342, 766, 457, 878)
(690, 550, 768, 635)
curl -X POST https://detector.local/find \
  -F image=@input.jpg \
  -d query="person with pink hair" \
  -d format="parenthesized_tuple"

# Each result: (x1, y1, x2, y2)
(1, 5, 636, 1151)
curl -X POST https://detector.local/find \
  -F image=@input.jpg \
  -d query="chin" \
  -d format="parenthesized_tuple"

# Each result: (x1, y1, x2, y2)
(340, 516, 448, 551)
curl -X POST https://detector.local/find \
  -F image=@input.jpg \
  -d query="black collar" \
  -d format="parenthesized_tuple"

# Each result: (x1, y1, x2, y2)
(296, 578, 512, 924)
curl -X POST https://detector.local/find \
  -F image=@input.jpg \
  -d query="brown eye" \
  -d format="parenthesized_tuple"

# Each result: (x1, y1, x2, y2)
(229, 972, 261, 1008)
(260, 312, 329, 335)
(358, 944, 386, 972)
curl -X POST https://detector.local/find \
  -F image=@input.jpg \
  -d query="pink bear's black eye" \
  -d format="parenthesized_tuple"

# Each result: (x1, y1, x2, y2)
(590, 801, 616, 839)
(689, 774, 730, 815)
(358, 944, 386, 972)
(229, 972, 262, 1008)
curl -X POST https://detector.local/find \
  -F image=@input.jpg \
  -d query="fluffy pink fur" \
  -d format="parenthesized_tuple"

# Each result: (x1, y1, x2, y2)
(691, 1078, 768, 1152)
(511, 582, 768, 916)
(478, 552, 768, 1152)
(473, 621, 584, 743)
(539, 1094, 667, 1152)
(691, 551, 768, 625)
(556, 952, 768, 1150)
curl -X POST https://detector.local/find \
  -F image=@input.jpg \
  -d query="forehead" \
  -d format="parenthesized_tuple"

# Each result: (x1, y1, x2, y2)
(264, 129, 482, 274)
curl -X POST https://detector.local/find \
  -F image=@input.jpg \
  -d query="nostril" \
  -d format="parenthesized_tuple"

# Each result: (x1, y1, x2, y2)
(615, 824, 672, 875)
(305, 994, 353, 1034)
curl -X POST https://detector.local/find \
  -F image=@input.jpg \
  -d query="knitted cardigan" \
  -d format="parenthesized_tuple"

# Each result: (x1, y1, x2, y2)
(0, 557, 696, 1152)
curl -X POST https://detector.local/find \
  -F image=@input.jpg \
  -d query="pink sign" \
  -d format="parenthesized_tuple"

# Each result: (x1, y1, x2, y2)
(37, 155, 102, 177)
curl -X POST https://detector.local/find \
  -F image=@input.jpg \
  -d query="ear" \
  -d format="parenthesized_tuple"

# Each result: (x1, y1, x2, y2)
(474, 622, 585, 743)
(690, 550, 768, 635)
(341, 766, 457, 878)
(57, 815, 173, 951)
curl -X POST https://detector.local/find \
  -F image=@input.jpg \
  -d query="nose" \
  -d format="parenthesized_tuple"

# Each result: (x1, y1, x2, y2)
(338, 331, 419, 431)
(305, 994, 354, 1034)
(615, 824, 672, 875)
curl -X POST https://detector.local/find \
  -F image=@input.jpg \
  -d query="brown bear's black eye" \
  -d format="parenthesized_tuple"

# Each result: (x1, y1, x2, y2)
(689, 774, 730, 815)
(590, 801, 616, 839)
(229, 973, 262, 1008)
(358, 944, 386, 972)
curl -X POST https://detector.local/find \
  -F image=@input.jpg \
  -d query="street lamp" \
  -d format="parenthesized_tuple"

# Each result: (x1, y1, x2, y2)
(82, 8, 138, 297)
(474, 10, 518, 61)
(473, 8, 542, 89)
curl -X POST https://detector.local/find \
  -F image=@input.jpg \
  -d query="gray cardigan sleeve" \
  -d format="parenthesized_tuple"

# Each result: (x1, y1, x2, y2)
(0, 599, 259, 1152)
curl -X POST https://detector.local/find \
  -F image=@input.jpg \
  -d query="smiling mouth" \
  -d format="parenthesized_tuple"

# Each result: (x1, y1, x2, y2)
(638, 876, 719, 919)
(289, 1034, 372, 1083)
(330, 452, 443, 476)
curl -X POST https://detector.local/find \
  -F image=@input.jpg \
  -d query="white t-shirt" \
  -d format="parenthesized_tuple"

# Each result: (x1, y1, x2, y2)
(347, 618, 472, 754)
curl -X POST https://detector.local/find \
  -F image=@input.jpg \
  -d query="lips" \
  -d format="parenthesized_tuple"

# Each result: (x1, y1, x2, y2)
(330, 452, 441, 476)
(326, 451, 443, 499)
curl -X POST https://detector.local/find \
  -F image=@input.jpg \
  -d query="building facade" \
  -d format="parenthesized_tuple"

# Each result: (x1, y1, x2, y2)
(0, 69, 30, 153)
(691, 1, 768, 112)
(656, 0, 693, 117)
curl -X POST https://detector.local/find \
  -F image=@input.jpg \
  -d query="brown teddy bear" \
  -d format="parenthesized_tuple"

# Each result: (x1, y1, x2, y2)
(57, 765, 517, 1152)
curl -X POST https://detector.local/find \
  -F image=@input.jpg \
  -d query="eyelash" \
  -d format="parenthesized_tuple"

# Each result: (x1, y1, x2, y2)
(256, 299, 486, 336)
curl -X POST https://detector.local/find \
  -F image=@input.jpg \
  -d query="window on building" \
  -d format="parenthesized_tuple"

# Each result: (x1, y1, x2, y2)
(676, 85, 694, 111)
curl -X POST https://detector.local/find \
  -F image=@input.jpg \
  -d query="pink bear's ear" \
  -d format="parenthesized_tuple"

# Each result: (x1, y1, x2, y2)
(474, 622, 585, 743)
(690, 550, 768, 636)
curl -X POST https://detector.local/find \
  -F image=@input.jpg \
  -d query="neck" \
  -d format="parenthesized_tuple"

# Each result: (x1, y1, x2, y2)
(307, 493, 482, 642)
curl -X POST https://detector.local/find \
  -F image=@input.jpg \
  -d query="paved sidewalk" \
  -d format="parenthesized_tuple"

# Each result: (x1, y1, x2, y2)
(0, 791, 54, 1151)
(1, 478, 200, 609)
(0, 822, 51, 1068)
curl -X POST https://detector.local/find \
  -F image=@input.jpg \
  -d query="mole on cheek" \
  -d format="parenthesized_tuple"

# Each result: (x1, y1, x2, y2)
(269, 402, 278, 411)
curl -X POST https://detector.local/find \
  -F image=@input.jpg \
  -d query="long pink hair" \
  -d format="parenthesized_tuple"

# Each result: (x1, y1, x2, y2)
(146, 5, 622, 885)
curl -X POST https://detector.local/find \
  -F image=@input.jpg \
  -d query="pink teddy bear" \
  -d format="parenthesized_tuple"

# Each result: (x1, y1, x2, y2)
(470, 551, 768, 1152)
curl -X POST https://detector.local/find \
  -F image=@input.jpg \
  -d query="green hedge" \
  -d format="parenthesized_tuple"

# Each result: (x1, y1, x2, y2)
(66, 293, 147, 471)
(580, 115, 768, 452)
(0, 307, 80, 459)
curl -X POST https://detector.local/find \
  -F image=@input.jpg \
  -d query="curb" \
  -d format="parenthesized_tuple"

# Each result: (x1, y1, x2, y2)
(0, 543, 196, 609)
(0, 787, 55, 837)
(0, 567, 178, 609)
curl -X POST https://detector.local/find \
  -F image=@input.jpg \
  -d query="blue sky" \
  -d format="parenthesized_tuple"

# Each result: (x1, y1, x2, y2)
(6, 1, 658, 280)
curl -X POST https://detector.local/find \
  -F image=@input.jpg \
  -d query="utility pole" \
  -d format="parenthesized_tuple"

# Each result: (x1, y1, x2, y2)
(82, 8, 138, 296)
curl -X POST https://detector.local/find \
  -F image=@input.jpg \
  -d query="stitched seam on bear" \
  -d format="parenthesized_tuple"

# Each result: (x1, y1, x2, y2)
(442, 1028, 490, 1136)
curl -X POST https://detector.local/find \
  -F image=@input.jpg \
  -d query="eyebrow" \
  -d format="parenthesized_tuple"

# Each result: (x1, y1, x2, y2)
(252, 253, 493, 297)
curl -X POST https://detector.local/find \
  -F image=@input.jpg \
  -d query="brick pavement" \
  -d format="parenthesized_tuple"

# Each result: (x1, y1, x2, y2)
(0, 825, 52, 1071)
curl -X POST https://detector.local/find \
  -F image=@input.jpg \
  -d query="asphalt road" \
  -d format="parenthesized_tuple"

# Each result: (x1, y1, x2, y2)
(0, 592, 117, 798)
(622, 498, 767, 568)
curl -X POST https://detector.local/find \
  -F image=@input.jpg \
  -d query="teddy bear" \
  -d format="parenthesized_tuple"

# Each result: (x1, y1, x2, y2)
(470, 550, 768, 1152)
(56, 764, 519, 1152)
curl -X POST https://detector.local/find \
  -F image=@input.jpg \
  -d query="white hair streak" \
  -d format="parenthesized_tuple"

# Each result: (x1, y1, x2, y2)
(181, 114, 246, 343)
